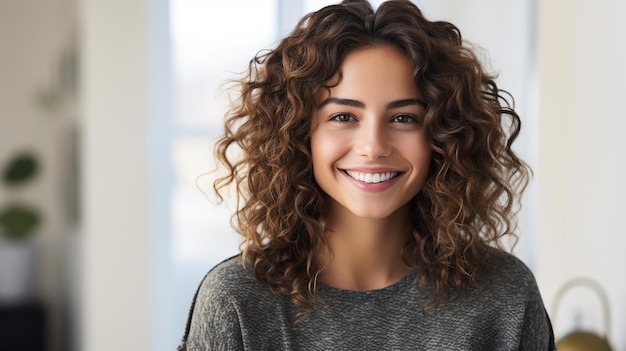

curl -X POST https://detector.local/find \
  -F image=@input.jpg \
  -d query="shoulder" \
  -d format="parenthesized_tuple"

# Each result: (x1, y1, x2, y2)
(470, 248, 550, 328)
(203, 255, 251, 288)
(457, 248, 546, 314)
(483, 249, 556, 349)
(185, 255, 307, 350)
(489, 249, 535, 276)
(484, 249, 540, 296)
(182, 255, 272, 350)
(195, 254, 284, 313)
(196, 255, 262, 303)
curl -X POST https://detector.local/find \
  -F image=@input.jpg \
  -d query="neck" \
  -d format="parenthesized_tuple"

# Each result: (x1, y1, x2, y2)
(318, 202, 412, 290)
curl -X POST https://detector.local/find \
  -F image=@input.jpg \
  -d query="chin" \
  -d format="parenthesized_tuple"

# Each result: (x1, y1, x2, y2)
(346, 206, 402, 221)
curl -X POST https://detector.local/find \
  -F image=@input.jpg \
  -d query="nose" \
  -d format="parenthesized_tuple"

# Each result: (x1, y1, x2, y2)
(353, 120, 392, 159)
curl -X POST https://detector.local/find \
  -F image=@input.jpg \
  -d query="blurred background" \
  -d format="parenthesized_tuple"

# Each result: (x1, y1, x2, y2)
(0, 0, 624, 350)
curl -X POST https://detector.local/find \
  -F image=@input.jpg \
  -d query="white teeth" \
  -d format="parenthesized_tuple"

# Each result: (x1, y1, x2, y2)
(345, 171, 398, 183)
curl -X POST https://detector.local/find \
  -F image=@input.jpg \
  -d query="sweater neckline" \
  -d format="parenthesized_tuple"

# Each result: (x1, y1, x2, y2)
(317, 269, 418, 298)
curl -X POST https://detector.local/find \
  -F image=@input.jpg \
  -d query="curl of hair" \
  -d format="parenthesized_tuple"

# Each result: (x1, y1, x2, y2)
(213, 0, 531, 316)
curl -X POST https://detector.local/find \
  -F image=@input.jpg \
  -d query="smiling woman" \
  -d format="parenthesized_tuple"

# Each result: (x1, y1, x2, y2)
(311, 45, 431, 224)
(177, 0, 555, 350)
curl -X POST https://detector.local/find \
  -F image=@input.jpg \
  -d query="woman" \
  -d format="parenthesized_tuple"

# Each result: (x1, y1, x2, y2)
(178, 0, 555, 349)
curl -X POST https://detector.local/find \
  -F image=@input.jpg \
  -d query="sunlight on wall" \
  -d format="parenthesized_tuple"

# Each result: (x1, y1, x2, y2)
(169, 0, 278, 268)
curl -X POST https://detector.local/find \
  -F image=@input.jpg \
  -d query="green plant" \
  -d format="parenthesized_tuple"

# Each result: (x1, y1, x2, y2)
(0, 152, 41, 241)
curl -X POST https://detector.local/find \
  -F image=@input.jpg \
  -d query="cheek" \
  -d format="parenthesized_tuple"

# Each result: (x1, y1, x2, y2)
(418, 138, 432, 162)
(399, 129, 428, 149)
(405, 134, 432, 170)
(311, 130, 344, 167)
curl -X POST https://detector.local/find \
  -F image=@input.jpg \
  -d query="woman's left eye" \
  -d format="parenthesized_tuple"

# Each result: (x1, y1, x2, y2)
(391, 114, 417, 123)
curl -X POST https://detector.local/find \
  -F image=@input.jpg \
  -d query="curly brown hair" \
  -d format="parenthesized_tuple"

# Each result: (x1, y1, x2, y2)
(213, 0, 530, 315)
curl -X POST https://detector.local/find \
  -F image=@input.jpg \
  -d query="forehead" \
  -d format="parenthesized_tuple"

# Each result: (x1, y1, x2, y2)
(317, 45, 422, 103)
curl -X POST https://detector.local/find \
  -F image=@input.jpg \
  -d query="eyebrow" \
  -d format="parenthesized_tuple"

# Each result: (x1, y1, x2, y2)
(318, 97, 426, 109)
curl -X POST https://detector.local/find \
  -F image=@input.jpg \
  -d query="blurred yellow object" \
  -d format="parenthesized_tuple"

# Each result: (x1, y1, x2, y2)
(556, 331, 612, 351)
(553, 277, 613, 351)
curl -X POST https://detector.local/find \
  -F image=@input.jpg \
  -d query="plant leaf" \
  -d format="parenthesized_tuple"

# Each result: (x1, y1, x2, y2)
(3, 153, 39, 185)
(0, 205, 40, 240)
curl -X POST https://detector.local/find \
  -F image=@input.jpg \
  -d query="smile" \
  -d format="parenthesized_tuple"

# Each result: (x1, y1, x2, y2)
(343, 170, 401, 184)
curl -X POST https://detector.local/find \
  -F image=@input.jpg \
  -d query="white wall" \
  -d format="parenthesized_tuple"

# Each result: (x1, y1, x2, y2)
(79, 0, 163, 349)
(538, 1, 626, 349)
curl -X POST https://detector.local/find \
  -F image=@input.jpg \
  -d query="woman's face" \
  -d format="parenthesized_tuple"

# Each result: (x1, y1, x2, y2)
(310, 44, 432, 221)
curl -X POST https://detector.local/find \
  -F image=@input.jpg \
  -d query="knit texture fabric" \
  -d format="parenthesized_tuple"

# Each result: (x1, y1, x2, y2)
(178, 251, 555, 350)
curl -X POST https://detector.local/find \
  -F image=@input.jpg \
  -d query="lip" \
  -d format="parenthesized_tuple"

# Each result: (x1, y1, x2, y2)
(339, 167, 404, 191)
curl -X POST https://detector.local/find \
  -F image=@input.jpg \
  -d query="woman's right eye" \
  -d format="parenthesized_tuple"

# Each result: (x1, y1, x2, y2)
(329, 113, 355, 123)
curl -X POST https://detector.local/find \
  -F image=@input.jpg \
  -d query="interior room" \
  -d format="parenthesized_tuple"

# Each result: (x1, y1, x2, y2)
(1, 0, 624, 350)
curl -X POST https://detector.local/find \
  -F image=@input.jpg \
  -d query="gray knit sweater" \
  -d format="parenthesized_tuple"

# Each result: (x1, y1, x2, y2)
(178, 251, 555, 350)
